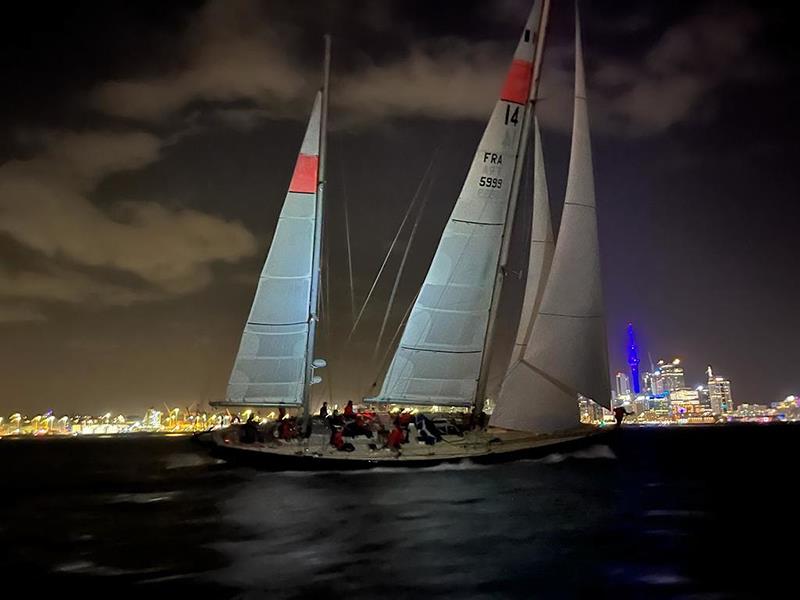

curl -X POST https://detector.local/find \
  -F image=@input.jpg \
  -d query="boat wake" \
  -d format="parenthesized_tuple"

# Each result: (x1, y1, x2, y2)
(107, 491, 180, 505)
(269, 459, 490, 478)
(163, 452, 223, 470)
(530, 444, 617, 464)
(54, 560, 162, 577)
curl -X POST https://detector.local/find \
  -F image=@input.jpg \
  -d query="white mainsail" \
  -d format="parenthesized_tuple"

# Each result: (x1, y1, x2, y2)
(507, 116, 554, 368)
(491, 7, 610, 432)
(372, 2, 545, 406)
(224, 93, 322, 406)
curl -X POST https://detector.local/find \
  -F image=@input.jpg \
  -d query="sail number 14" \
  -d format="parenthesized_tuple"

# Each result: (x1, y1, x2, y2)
(504, 105, 520, 126)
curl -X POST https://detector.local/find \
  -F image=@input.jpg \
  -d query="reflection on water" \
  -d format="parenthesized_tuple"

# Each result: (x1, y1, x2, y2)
(0, 426, 796, 598)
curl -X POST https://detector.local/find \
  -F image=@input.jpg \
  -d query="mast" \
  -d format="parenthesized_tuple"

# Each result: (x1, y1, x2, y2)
(475, 0, 551, 412)
(302, 35, 331, 418)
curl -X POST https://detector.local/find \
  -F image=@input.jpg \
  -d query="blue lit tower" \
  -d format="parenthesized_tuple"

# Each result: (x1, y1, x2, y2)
(626, 323, 641, 394)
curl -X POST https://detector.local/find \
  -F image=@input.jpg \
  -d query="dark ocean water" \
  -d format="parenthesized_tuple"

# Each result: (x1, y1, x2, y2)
(0, 425, 796, 599)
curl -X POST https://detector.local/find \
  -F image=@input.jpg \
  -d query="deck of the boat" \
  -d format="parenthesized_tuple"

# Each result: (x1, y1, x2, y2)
(211, 425, 602, 464)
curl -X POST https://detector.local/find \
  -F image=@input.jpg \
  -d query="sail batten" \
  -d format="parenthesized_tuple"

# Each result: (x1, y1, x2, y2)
(221, 92, 323, 407)
(491, 5, 610, 432)
(371, 2, 545, 406)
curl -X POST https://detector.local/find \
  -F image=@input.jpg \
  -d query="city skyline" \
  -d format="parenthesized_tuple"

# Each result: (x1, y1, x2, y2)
(1, 0, 799, 414)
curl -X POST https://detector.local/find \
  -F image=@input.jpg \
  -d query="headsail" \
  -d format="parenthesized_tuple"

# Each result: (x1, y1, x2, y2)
(507, 116, 554, 368)
(223, 93, 322, 406)
(371, 2, 545, 406)
(490, 7, 610, 432)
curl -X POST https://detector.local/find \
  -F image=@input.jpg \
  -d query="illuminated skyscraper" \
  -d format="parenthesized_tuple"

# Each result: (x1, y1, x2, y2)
(615, 372, 631, 397)
(626, 323, 641, 394)
(707, 365, 733, 415)
(642, 371, 653, 394)
(651, 358, 686, 394)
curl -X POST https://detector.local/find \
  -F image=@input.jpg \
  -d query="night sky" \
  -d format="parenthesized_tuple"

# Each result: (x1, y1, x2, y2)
(1, 0, 798, 416)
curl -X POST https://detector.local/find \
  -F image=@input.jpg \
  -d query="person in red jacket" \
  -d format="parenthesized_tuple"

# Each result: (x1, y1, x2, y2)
(331, 426, 355, 452)
(344, 400, 355, 417)
(385, 423, 405, 455)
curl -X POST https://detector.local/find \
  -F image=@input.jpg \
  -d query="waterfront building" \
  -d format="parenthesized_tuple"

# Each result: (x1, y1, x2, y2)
(707, 366, 734, 415)
(651, 358, 686, 395)
(615, 372, 631, 397)
(643, 371, 653, 394)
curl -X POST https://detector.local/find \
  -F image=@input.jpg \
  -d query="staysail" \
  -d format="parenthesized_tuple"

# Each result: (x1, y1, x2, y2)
(371, 2, 545, 406)
(223, 93, 322, 406)
(507, 116, 554, 368)
(490, 7, 611, 432)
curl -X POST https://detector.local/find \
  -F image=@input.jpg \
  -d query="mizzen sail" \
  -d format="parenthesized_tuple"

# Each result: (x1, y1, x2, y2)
(491, 7, 610, 432)
(224, 93, 322, 406)
(372, 2, 545, 406)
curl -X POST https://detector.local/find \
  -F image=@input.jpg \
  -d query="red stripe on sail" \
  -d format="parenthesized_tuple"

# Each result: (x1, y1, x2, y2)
(500, 59, 533, 104)
(288, 154, 319, 193)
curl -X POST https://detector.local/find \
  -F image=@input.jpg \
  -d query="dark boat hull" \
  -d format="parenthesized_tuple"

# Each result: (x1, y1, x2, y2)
(208, 429, 611, 471)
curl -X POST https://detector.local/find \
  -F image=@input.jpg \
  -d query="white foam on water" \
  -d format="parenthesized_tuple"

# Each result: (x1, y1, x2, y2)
(639, 572, 691, 585)
(540, 453, 567, 464)
(164, 452, 221, 470)
(570, 444, 617, 459)
(54, 561, 162, 576)
(55, 560, 95, 573)
(645, 509, 707, 518)
(272, 459, 489, 478)
(526, 444, 617, 464)
(108, 491, 179, 505)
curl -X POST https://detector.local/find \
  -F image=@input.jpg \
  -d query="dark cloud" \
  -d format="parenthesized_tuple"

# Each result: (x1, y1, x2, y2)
(0, 305, 46, 324)
(588, 8, 763, 136)
(85, 1, 767, 139)
(90, 0, 308, 122)
(0, 129, 256, 319)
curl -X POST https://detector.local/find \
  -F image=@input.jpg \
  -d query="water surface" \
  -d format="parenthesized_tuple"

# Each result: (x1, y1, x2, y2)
(1, 425, 795, 598)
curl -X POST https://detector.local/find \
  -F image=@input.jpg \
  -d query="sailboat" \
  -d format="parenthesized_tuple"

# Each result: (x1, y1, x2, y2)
(208, 0, 612, 469)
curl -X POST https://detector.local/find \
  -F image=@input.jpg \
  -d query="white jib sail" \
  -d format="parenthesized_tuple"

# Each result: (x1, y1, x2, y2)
(490, 7, 611, 432)
(372, 3, 545, 406)
(225, 92, 322, 406)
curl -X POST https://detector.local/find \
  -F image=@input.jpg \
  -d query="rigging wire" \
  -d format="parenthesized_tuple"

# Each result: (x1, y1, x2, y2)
(371, 150, 438, 361)
(341, 160, 357, 323)
(343, 148, 440, 346)
(366, 291, 418, 397)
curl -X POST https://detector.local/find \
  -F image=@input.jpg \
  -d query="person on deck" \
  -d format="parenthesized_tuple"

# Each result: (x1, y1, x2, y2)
(279, 418, 297, 440)
(278, 406, 286, 421)
(331, 426, 355, 452)
(241, 413, 258, 444)
(344, 400, 355, 418)
(385, 422, 405, 454)
(613, 406, 633, 427)
(415, 414, 442, 445)
(319, 402, 328, 419)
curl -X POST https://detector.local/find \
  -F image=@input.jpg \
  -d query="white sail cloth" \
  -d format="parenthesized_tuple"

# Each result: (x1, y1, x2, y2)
(372, 2, 545, 406)
(507, 117, 554, 367)
(491, 9, 610, 432)
(225, 93, 322, 406)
